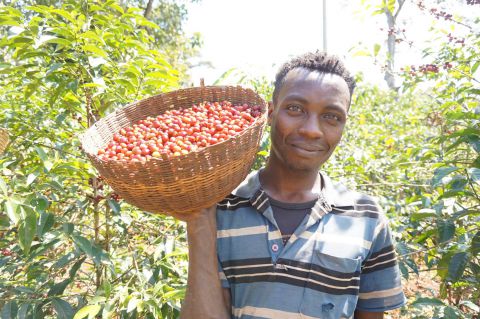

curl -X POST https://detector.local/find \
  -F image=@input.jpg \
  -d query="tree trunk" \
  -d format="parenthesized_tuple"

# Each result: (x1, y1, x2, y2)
(144, 0, 154, 19)
(383, 0, 406, 91)
(384, 8, 396, 90)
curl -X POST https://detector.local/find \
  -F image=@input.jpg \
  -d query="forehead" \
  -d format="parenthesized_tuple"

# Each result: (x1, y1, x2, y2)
(278, 68, 350, 103)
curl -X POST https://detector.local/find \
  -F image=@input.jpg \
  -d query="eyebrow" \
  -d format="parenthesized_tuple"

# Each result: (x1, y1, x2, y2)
(282, 94, 347, 115)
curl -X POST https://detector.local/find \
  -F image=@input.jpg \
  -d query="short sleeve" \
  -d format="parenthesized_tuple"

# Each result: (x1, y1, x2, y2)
(356, 215, 407, 312)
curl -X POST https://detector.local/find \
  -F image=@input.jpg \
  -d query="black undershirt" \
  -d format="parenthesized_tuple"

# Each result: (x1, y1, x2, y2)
(269, 197, 317, 245)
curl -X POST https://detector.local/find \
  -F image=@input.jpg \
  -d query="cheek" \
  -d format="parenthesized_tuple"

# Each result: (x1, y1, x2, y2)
(325, 127, 345, 146)
(271, 115, 290, 140)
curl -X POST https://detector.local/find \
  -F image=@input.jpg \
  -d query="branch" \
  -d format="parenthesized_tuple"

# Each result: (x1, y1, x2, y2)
(394, 0, 406, 20)
(144, 0, 154, 19)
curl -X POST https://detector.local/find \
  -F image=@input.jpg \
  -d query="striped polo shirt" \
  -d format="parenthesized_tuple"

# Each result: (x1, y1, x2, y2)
(216, 169, 406, 319)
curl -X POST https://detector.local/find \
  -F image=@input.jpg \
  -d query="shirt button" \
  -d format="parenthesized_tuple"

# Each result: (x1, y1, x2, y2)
(271, 244, 279, 252)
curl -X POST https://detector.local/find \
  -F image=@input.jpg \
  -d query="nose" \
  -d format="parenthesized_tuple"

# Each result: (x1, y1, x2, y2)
(298, 115, 323, 139)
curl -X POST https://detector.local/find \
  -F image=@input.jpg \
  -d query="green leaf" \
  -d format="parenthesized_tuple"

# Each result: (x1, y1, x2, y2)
(411, 297, 445, 307)
(372, 7, 384, 15)
(35, 147, 48, 162)
(0, 17, 21, 26)
(52, 298, 74, 319)
(432, 166, 458, 186)
(17, 303, 32, 319)
(48, 278, 72, 296)
(73, 305, 101, 319)
(31, 196, 49, 213)
(80, 31, 104, 44)
(5, 199, 20, 224)
(43, 160, 54, 172)
(106, 2, 124, 14)
(82, 45, 108, 58)
(444, 306, 461, 319)
(69, 257, 85, 278)
(127, 297, 139, 313)
(146, 70, 167, 79)
(466, 135, 480, 153)
(468, 168, 480, 183)
(72, 235, 93, 256)
(26, 171, 40, 186)
(410, 208, 437, 221)
(37, 211, 54, 237)
(63, 223, 74, 235)
(46, 62, 64, 76)
(471, 231, 480, 255)
(447, 252, 468, 282)
(387, 0, 396, 15)
(135, 16, 159, 29)
(1, 301, 18, 319)
(51, 9, 76, 24)
(115, 78, 136, 92)
(103, 280, 112, 299)
(373, 43, 381, 57)
(472, 60, 480, 75)
(0, 176, 7, 195)
(437, 219, 455, 243)
(398, 260, 409, 279)
(25, 5, 49, 15)
(107, 199, 120, 214)
(53, 252, 77, 269)
(18, 206, 37, 254)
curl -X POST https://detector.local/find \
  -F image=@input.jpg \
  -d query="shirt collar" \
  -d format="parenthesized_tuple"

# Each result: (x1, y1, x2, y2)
(231, 169, 356, 208)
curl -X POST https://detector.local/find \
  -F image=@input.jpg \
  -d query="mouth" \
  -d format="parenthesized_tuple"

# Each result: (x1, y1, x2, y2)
(291, 143, 326, 155)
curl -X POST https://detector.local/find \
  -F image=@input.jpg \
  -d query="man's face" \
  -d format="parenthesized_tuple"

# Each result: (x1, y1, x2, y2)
(269, 68, 350, 172)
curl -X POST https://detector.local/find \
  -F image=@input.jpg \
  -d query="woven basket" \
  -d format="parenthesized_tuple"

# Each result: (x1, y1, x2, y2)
(0, 128, 9, 154)
(80, 86, 267, 215)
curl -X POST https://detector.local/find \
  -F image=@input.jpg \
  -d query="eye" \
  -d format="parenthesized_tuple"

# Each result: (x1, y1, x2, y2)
(286, 104, 303, 113)
(322, 113, 343, 122)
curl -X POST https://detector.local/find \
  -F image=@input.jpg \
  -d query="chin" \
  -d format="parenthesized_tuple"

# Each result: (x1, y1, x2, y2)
(284, 159, 323, 172)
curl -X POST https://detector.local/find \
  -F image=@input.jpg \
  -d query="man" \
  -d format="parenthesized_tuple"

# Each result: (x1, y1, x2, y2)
(179, 51, 406, 319)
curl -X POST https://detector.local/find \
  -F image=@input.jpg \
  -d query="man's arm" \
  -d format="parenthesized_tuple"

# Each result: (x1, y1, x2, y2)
(354, 310, 384, 319)
(223, 288, 232, 312)
(178, 206, 230, 319)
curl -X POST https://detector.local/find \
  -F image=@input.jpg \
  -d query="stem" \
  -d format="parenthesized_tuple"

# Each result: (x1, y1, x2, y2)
(451, 66, 480, 84)
(397, 237, 455, 259)
(105, 200, 110, 254)
(93, 177, 102, 289)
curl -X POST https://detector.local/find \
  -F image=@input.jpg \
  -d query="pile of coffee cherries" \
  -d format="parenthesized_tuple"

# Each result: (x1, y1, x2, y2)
(97, 101, 262, 161)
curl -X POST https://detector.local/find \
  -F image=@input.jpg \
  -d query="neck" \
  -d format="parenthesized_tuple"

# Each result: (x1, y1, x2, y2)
(260, 157, 321, 203)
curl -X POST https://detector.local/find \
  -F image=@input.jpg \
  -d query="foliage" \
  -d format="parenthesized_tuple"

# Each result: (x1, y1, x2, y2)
(352, 1, 480, 317)
(126, 0, 202, 83)
(0, 1, 189, 318)
(395, 16, 480, 318)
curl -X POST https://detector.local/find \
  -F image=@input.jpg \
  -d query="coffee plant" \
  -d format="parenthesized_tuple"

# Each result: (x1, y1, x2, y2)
(0, 1, 191, 318)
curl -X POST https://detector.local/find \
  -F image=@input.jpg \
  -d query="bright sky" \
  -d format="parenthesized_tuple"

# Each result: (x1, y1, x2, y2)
(183, 0, 477, 88)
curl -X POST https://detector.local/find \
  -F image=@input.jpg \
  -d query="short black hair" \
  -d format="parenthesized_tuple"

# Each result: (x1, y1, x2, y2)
(272, 51, 356, 104)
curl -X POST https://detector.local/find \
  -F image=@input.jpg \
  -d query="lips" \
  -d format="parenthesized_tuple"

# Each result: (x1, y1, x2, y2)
(290, 143, 327, 156)
(292, 144, 322, 152)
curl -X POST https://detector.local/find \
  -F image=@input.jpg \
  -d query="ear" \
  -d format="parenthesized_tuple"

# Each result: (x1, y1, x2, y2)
(267, 101, 274, 126)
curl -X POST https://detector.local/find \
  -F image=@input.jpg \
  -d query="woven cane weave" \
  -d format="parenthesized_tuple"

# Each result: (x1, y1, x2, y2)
(80, 86, 267, 215)
(0, 128, 9, 154)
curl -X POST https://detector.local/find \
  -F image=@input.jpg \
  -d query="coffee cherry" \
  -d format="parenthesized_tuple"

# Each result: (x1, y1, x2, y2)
(98, 101, 262, 161)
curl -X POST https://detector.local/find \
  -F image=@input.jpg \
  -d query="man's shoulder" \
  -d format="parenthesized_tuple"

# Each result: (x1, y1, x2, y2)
(323, 174, 381, 207)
